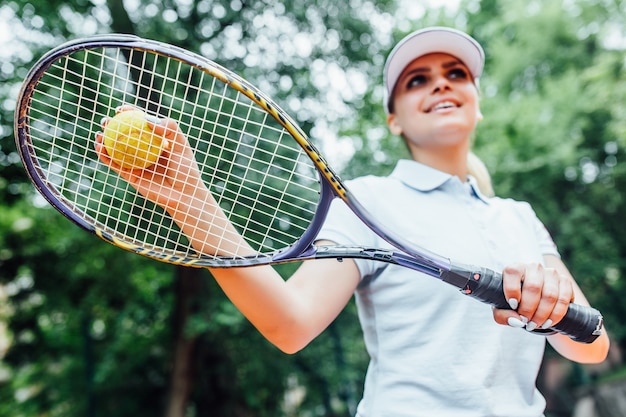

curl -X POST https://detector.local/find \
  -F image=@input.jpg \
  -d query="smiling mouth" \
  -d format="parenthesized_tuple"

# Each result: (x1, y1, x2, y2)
(427, 101, 459, 112)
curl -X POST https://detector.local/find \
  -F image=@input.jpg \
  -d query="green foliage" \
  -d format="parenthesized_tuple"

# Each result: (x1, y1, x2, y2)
(2, 0, 626, 416)
(0, 197, 175, 416)
(1, 0, 386, 415)
(468, 1, 626, 347)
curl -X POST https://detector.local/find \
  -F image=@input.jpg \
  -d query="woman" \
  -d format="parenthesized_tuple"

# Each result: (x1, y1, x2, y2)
(97, 26, 609, 416)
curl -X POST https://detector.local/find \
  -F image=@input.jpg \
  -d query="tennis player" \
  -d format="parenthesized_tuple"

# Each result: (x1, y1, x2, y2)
(97, 26, 609, 416)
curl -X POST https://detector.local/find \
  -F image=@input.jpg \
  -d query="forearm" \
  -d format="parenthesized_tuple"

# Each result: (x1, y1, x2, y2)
(548, 330, 610, 364)
(210, 265, 312, 353)
(545, 256, 610, 363)
(165, 188, 360, 352)
(547, 280, 610, 363)
(164, 186, 255, 257)
(160, 185, 310, 349)
(209, 256, 360, 354)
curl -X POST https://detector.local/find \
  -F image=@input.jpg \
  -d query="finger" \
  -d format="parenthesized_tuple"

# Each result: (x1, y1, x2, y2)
(148, 118, 200, 174)
(523, 267, 561, 331)
(516, 263, 543, 323)
(145, 115, 182, 155)
(149, 117, 184, 149)
(94, 132, 110, 162)
(535, 272, 574, 330)
(492, 306, 525, 329)
(100, 116, 110, 129)
(94, 131, 132, 176)
(115, 104, 138, 114)
(501, 264, 524, 310)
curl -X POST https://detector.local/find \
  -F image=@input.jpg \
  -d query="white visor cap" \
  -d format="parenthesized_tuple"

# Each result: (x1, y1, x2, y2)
(383, 27, 485, 114)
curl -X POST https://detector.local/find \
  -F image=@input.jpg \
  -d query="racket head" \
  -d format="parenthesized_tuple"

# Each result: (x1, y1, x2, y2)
(14, 34, 341, 267)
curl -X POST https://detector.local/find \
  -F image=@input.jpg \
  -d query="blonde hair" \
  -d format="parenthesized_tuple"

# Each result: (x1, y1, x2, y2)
(467, 151, 494, 197)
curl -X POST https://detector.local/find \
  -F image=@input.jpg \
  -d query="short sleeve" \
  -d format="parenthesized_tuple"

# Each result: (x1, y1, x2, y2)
(315, 196, 385, 279)
(520, 202, 560, 258)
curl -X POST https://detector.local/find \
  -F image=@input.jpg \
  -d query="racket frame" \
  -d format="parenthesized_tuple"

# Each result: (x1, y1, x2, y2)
(14, 34, 603, 343)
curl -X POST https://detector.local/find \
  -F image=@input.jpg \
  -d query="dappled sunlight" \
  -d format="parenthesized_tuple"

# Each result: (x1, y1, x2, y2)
(1, 1, 626, 416)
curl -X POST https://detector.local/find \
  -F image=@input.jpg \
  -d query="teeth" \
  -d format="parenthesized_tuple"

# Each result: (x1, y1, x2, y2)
(432, 101, 456, 111)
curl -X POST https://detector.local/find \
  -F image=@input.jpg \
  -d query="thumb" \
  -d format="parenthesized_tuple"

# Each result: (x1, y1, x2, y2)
(146, 115, 183, 143)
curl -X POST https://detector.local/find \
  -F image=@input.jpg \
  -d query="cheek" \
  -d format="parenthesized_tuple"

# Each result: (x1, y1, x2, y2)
(471, 101, 482, 123)
(461, 89, 481, 122)
(393, 87, 424, 110)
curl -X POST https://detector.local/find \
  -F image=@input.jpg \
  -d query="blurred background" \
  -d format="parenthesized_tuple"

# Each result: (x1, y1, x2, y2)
(1, 0, 626, 416)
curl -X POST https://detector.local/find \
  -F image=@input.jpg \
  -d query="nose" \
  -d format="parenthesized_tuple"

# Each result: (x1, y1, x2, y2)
(431, 74, 452, 93)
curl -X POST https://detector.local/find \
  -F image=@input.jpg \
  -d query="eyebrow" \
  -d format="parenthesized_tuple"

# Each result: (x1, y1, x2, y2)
(399, 59, 465, 82)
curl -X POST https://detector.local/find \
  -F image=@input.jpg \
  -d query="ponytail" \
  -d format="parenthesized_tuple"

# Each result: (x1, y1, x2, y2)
(467, 151, 494, 197)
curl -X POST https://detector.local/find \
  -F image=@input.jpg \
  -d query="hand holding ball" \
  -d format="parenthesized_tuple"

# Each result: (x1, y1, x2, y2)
(102, 110, 168, 170)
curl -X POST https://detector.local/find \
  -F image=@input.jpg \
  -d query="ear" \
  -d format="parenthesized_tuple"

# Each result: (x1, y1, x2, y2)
(387, 113, 403, 136)
(476, 105, 484, 122)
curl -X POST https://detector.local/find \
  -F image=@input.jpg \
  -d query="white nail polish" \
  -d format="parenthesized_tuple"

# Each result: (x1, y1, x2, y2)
(507, 317, 525, 328)
(144, 115, 162, 125)
(508, 298, 519, 310)
(526, 321, 537, 332)
(541, 319, 553, 330)
(519, 315, 529, 324)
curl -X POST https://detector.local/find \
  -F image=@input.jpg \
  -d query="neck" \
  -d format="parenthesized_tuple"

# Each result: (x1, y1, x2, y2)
(408, 143, 469, 181)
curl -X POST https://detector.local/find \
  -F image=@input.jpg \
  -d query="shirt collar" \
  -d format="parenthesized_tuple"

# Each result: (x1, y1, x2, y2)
(389, 159, 490, 204)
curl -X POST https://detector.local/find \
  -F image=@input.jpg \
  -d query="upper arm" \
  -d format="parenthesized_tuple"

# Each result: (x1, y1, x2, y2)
(210, 240, 361, 353)
(286, 241, 362, 338)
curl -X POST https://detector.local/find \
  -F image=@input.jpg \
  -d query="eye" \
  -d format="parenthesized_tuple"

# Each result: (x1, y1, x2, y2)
(448, 67, 469, 80)
(406, 74, 428, 89)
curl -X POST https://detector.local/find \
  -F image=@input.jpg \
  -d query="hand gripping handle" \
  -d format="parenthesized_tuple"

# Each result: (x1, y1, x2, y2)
(441, 263, 603, 343)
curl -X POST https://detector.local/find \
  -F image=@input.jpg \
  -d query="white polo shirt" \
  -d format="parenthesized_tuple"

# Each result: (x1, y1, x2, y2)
(317, 159, 559, 417)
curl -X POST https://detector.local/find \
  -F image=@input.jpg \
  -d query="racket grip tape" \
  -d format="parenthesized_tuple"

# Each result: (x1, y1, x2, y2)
(441, 263, 603, 344)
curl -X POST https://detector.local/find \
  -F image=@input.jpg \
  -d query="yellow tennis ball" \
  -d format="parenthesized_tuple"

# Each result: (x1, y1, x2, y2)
(102, 110, 166, 170)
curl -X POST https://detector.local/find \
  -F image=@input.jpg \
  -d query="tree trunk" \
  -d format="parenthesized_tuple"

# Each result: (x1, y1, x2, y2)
(164, 266, 205, 417)
(106, 0, 135, 34)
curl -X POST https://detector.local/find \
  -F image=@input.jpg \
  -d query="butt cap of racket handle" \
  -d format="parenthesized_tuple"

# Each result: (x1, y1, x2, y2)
(443, 263, 604, 344)
(551, 303, 603, 343)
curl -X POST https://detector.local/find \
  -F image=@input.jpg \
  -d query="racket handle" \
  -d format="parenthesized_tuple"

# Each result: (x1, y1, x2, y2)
(442, 263, 604, 343)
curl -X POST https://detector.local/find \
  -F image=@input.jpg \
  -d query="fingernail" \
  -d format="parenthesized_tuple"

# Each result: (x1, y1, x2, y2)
(526, 321, 538, 332)
(541, 319, 553, 330)
(519, 315, 529, 324)
(507, 317, 525, 328)
(508, 298, 519, 310)
(145, 115, 162, 125)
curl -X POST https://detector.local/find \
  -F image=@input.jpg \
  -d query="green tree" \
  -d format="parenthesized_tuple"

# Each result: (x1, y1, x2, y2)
(0, 0, 394, 416)
(467, 2, 626, 414)
(2, 0, 626, 416)
(471, 0, 626, 345)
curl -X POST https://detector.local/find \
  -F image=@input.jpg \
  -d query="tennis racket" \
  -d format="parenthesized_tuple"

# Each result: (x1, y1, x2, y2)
(14, 34, 603, 343)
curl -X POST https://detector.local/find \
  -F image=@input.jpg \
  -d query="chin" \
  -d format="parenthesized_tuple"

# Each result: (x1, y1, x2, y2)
(431, 122, 475, 141)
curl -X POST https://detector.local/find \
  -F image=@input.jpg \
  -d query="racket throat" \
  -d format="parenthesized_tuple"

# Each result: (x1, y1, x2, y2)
(310, 245, 444, 277)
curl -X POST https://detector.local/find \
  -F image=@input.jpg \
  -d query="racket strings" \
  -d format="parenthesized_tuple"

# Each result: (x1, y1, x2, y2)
(24, 44, 321, 261)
